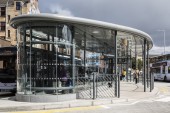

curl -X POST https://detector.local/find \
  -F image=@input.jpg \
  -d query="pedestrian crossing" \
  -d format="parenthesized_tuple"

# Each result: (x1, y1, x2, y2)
(160, 87, 169, 93)
(158, 87, 169, 94)
(154, 86, 170, 102)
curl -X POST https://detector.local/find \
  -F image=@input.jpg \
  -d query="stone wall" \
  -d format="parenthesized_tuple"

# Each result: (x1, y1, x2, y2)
(0, 38, 11, 47)
(0, 0, 39, 46)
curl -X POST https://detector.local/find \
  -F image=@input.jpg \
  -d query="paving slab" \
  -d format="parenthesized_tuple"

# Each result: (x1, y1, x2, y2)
(0, 82, 159, 112)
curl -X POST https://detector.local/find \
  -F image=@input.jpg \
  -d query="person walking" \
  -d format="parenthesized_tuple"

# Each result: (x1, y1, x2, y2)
(134, 68, 139, 84)
(122, 69, 126, 81)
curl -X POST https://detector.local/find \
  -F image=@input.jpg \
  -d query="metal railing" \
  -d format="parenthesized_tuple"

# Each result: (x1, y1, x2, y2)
(75, 74, 116, 99)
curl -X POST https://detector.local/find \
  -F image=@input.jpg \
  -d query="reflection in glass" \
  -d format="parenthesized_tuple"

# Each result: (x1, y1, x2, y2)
(16, 22, 116, 95)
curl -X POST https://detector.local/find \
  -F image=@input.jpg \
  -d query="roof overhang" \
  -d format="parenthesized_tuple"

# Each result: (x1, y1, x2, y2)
(10, 13, 153, 56)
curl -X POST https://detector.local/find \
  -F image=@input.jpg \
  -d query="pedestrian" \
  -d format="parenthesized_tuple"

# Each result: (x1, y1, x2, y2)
(134, 68, 139, 84)
(121, 69, 126, 81)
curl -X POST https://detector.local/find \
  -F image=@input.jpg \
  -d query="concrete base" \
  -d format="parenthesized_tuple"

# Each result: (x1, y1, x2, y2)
(16, 93, 76, 102)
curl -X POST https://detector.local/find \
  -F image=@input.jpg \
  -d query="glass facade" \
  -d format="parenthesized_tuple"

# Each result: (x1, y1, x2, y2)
(16, 21, 118, 95)
(9, 14, 154, 101)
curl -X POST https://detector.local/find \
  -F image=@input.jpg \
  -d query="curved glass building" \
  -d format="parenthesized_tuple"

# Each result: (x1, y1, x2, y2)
(10, 14, 153, 102)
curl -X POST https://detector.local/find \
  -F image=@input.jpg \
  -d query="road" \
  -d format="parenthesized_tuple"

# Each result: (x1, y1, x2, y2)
(155, 81, 170, 95)
(2, 81, 170, 113)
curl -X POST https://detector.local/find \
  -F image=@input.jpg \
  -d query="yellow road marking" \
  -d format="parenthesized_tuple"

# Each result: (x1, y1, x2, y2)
(9, 106, 102, 113)
(159, 87, 169, 93)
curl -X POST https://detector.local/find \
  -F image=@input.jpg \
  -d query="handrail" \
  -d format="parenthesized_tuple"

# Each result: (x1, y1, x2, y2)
(25, 86, 74, 90)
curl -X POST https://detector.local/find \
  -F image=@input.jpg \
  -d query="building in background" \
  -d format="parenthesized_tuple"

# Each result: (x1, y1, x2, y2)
(0, 0, 40, 46)
(0, 0, 40, 92)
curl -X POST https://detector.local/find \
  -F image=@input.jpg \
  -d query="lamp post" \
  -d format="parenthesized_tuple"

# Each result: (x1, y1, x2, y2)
(157, 30, 166, 55)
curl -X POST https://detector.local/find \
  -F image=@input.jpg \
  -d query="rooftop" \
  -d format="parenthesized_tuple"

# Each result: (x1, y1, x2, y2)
(10, 13, 153, 56)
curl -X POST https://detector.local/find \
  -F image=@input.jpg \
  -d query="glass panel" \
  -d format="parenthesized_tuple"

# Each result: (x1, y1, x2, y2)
(162, 66, 165, 74)
(17, 23, 75, 95)
(168, 66, 170, 73)
(17, 26, 26, 93)
(74, 26, 115, 81)
(16, 22, 118, 95)
(152, 67, 160, 74)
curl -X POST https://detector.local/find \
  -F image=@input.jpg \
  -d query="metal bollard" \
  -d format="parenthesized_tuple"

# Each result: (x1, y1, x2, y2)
(93, 73, 95, 100)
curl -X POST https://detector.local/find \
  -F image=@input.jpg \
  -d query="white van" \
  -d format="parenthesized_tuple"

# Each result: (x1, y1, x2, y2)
(151, 60, 170, 81)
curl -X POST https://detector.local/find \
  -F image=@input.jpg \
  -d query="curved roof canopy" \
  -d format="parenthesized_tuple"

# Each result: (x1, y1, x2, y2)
(10, 13, 153, 56)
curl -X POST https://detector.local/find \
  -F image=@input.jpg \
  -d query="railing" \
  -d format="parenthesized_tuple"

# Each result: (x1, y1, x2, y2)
(16, 74, 117, 99)
(75, 74, 116, 99)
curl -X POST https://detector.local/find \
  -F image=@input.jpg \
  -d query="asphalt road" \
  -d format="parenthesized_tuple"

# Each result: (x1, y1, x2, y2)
(2, 81, 170, 113)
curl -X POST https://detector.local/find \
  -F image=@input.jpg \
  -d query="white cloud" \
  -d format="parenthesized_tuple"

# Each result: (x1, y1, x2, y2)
(149, 45, 170, 55)
(39, 0, 170, 47)
(50, 4, 74, 17)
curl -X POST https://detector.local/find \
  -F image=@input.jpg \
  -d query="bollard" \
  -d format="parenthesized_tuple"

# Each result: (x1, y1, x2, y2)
(93, 73, 95, 100)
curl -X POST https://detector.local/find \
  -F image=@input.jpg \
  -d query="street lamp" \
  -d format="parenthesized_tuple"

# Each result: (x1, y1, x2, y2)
(157, 30, 166, 55)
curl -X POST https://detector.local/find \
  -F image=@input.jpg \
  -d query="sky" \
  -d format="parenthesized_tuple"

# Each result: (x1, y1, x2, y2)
(39, 0, 170, 55)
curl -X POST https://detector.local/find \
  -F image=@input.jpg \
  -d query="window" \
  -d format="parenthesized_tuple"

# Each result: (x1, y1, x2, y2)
(16, 2, 21, 10)
(0, 22, 6, 31)
(162, 66, 165, 74)
(0, 36, 5, 39)
(0, 7, 6, 16)
(152, 67, 161, 74)
(8, 30, 10, 38)
(8, 15, 10, 23)
(168, 66, 170, 73)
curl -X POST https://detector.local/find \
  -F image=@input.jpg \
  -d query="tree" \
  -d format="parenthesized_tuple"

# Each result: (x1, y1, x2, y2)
(138, 59, 143, 71)
(132, 57, 136, 69)
(131, 57, 143, 70)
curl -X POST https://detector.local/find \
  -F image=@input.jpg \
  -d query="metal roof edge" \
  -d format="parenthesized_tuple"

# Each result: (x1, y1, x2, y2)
(10, 13, 153, 49)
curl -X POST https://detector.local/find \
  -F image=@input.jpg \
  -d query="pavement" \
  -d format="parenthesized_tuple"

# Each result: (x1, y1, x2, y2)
(0, 81, 159, 112)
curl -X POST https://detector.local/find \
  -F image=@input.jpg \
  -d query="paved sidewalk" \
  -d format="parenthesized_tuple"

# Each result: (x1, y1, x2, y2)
(0, 82, 159, 112)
